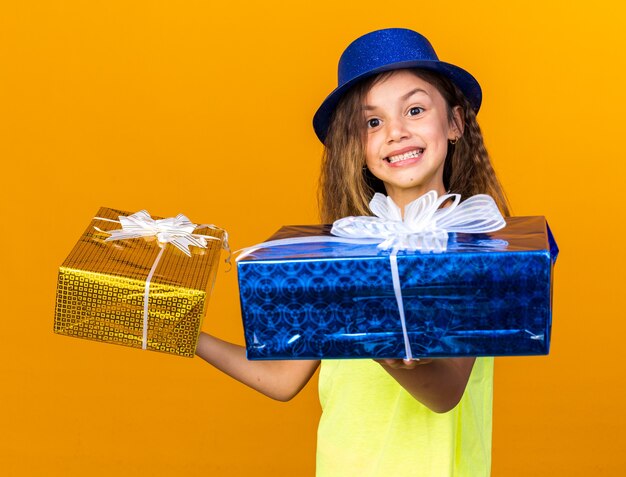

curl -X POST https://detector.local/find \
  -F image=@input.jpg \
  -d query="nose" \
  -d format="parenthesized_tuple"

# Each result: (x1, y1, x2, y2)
(386, 117, 410, 143)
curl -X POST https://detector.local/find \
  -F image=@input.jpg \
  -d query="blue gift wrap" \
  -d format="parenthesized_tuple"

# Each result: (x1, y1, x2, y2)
(237, 216, 558, 360)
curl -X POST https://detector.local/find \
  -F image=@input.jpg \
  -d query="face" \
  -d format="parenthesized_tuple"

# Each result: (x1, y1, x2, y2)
(363, 70, 462, 207)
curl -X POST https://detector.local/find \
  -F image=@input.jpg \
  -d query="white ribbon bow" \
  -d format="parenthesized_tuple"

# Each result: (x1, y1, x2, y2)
(332, 191, 506, 253)
(103, 210, 218, 257)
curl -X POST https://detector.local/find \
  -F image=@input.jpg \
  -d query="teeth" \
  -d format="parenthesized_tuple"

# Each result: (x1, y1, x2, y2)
(387, 149, 423, 163)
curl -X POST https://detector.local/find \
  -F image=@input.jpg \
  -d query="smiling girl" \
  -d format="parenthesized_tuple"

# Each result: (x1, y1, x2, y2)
(197, 28, 509, 476)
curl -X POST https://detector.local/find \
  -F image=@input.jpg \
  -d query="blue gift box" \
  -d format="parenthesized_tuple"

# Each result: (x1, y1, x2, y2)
(237, 216, 558, 360)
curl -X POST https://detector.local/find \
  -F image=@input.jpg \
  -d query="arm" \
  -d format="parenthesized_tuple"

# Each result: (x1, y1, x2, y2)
(378, 357, 476, 413)
(195, 332, 320, 402)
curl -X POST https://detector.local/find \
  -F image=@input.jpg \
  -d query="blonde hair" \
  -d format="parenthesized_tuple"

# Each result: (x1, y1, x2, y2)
(318, 69, 510, 222)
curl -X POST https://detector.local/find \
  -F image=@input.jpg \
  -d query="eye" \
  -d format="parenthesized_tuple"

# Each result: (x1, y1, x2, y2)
(408, 106, 424, 116)
(367, 118, 381, 128)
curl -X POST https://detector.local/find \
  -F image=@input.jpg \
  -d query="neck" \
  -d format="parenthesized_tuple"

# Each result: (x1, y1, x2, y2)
(386, 184, 447, 217)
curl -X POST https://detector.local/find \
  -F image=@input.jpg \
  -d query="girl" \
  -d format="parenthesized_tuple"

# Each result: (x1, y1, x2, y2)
(196, 28, 509, 476)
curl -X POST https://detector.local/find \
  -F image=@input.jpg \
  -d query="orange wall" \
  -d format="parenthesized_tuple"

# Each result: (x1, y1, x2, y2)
(1, 1, 624, 475)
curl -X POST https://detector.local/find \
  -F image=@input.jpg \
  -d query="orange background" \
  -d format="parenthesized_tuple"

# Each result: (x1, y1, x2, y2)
(1, 1, 624, 475)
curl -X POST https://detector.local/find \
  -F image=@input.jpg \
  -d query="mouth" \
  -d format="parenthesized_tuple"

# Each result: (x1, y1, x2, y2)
(384, 148, 424, 164)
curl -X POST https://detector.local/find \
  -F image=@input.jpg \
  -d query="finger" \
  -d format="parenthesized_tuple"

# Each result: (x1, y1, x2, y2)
(376, 358, 403, 369)
(414, 358, 433, 366)
(403, 358, 434, 368)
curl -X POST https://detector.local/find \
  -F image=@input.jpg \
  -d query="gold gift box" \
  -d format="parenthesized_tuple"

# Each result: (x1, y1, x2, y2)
(54, 207, 225, 357)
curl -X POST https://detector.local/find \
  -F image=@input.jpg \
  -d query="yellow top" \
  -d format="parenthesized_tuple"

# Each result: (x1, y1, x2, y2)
(316, 358, 493, 477)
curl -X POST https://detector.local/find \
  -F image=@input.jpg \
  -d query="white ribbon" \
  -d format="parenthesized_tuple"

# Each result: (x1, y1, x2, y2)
(237, 191, 506, 360)
(94, 210, 227, 350)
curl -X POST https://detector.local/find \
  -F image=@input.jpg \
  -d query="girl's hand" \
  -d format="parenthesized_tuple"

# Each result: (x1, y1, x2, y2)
(376, 357, 476, 412)
(376, 358, 434, 370)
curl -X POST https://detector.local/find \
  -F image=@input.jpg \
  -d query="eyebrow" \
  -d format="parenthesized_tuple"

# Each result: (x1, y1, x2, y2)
(363, 88, 429, 111)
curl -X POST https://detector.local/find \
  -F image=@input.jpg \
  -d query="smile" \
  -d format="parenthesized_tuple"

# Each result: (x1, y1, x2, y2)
(385, 148, 424, 164)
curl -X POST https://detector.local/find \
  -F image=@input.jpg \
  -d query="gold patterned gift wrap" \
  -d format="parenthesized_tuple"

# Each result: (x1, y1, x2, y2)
(54, 207, 227, 357)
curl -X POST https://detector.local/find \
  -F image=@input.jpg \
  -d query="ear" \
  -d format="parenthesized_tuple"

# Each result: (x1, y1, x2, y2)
(448, 106, 465, 140)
